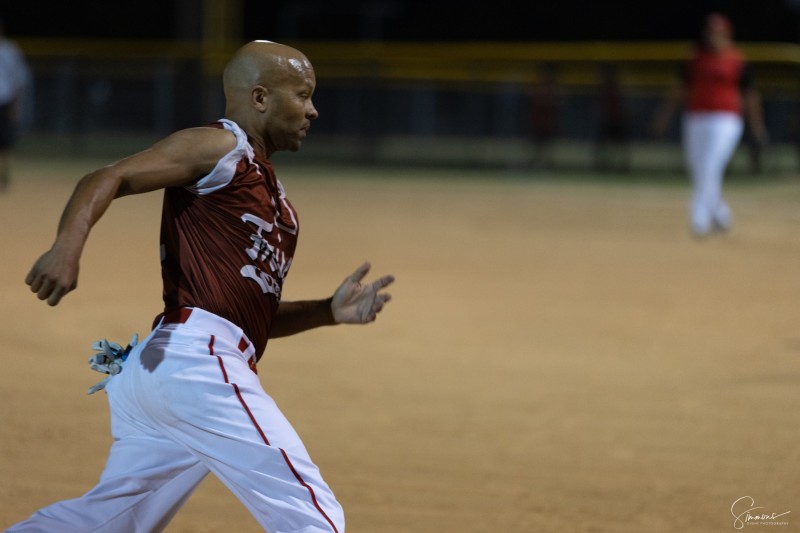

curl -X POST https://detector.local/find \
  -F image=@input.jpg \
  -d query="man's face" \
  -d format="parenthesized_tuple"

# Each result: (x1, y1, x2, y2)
(265, 60, 318, 153)
(704, 16, 732, 51)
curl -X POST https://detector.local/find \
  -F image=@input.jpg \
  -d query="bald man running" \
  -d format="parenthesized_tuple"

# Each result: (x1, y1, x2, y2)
(10, 40, 394, 533)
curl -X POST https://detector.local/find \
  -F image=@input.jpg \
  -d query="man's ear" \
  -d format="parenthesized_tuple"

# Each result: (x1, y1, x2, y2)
(252, 85, 269, 111)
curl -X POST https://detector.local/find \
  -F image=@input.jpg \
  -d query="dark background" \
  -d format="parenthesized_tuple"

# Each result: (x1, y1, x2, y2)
(5, 0, 800, 170)
(3, 0, 800, 42)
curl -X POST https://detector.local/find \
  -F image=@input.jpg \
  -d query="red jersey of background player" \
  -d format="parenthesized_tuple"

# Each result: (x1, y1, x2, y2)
(682, 45, 753, 114)
(159, 119, 299, 357)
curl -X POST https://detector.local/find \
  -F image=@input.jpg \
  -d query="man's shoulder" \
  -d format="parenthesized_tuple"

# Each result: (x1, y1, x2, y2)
(167, 123, 238, 150)
(150, 124, 240, 183)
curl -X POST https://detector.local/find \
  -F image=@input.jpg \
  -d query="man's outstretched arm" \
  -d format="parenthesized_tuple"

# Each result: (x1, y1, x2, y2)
(25, 127, 235, 306)
(270, 262, 395, 338)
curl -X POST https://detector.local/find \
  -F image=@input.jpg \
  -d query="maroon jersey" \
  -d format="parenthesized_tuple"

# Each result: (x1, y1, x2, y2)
(159, 119, 299, 357)
(683, 46, 751, 114)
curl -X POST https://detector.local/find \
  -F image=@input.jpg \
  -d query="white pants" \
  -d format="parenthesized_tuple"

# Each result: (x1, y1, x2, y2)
(682, 111, 743, 235)
(6, 308, 344, 533)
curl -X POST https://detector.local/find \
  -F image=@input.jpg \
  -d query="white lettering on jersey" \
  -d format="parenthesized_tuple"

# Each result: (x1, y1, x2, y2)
(240, 212, 292, 297)
(241, 213, 274, 262)
(239, 265, 282, 296)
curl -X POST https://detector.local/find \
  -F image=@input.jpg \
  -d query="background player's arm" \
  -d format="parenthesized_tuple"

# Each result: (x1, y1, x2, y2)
(742, 86, 768, 147)
(738, 63, 768, 147)
(650, 81, 686, 138)
(270, 262, 395, 338)
(25, 128, 235, 306)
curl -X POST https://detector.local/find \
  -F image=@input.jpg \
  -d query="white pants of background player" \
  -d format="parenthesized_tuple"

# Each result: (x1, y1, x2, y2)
(682, 111, 744, 235)
(6, 307, 344, 533)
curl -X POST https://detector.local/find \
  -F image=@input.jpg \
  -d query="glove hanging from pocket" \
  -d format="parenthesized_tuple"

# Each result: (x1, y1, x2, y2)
(87, 333, 139, 395)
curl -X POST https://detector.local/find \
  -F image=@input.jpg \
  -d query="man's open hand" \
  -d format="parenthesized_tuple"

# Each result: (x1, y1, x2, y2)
(331, 262, 395, 324)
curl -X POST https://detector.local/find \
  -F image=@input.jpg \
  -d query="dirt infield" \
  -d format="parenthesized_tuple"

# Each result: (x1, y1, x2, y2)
(1, 156, 799, 533)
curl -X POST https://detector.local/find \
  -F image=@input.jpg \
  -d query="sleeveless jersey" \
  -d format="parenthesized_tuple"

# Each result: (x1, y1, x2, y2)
(159, 119, 299, 357)
(683, 46, 751, 114)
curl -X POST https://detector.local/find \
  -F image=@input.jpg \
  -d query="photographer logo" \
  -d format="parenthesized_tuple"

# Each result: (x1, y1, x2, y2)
(731, 496, 790, 529)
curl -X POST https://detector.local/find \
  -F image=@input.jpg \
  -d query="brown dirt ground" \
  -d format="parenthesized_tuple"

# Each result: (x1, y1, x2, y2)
(1, 155, 800, 533)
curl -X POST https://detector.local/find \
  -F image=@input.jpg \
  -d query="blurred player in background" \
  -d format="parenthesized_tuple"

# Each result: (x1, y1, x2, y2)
(528, 62, 560, 170)
(0, 15, 31, 193)
(651, 12, 768, 237)
(593, 63, 631, 173)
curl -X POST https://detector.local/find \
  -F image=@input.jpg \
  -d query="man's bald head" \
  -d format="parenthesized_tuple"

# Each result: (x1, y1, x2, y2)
(223, 40, 314, 102)
(221, 40, 318, 156)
